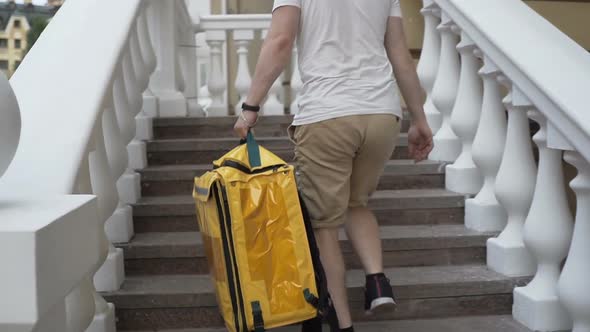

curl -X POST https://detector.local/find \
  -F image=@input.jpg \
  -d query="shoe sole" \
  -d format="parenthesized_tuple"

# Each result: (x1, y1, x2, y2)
(365, 297, 397, 316)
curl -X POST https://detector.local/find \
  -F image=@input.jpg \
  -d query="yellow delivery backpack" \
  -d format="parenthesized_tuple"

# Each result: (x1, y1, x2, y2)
(193, 133, 338, 332)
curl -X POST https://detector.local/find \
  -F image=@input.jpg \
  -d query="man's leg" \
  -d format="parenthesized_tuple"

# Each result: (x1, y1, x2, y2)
(315, 227, 353, 328)
(347, 114, 401, 314)
(345, 207, 383, 274)
(291, 117, 363, 328)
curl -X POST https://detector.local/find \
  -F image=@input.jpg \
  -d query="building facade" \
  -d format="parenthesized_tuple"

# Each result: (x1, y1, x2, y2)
(0, 0, 61, 77)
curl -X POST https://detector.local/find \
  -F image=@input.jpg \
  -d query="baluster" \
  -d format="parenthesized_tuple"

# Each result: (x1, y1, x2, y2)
(130, 27, 148, 90)
(178, 26, 204, 117)
(123, 51, 148, 171)
(429, 13, 461, 162)
(86, 122, 119, 331)
(66, 150, 102, 332)
(149, 0, 187, 117)
(206, 30, 228, 116)
(113, 73, 141, 207)
(417, 0, 442, 134)
(465, 56, 508, 232)
(290, 46, 303, 115)
(103, 91, 134, 244)
(558, 151, 590, 332)
(446, 33, 483, 194)
(488, 86, 536, 276)
(513, 111, 573, 331)
(234, 29, 254, 114)
(262, 29, 285, 115)
(139, 1, 159, 122)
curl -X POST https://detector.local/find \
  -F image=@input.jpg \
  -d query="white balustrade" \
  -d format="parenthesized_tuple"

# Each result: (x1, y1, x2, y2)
(465, 56, 507, 232)
(149, 0, 188, 117)
(417, 0, 442, 134)
(290, 46, 303, 115)
(445, 32, 483, 194)
(206, 30, 228, 116)
(488, 86, 537, 276)
(558, 153, 590, 332)
(429, 13, 461, 162)
(177, 0, 203, 117)
(234, 29, 255, 114)
(513, 110, 574, 331)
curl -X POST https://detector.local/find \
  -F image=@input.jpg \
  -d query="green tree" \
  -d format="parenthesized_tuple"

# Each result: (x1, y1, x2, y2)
(26, 17, 48, 53)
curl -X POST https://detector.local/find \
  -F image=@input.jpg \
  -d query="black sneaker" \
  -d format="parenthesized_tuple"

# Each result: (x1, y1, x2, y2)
(364, 273, 396, 315)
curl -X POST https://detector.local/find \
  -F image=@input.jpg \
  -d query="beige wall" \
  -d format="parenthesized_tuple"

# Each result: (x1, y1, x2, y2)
(0, 15, 28, 78)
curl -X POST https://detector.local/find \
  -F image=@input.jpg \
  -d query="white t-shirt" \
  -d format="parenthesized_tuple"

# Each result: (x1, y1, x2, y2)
(273, 0, 404, 126)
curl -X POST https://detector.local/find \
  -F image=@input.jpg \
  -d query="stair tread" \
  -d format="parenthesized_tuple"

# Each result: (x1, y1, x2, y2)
(135, 315, 531, 332)
(140, 160, 445, 178)
(135, 188, 462, 206)
(102, 264, 529, 303)
(128, 315, 531, 332)
(121, 224, 493, 256)
(147, 133, 408, 145)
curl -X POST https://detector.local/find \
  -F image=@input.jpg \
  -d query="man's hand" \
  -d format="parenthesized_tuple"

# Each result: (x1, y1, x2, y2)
(233, 111, 259, 139)
(407, 120, 434, 163)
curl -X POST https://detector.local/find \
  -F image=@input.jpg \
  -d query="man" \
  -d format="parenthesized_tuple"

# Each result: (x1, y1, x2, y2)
(234, 0, 434, 330)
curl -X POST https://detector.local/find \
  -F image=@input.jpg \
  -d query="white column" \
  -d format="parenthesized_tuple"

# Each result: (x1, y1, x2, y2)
(513, 110, 574, 331)
(86, 123, 119, 331)
(149, 0, 187, 117)
(487, 86, 537, 276)
(429, 13, 461, 162)
(233, 29, 254, 114)
(465, 56, 508, 232)
(206, 30, 228, 116)
(446, 33, 483, 194)
(261, 29, 285, 116)
(558, 151, 590, 332)
(417, 0, 442, 134)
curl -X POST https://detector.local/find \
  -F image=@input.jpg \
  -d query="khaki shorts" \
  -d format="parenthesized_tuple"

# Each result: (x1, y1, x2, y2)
(289, 114, 401, 229)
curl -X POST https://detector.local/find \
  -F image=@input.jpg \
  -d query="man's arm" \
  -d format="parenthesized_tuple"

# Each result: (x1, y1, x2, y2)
(245, 6, 300, 107)
(234, 6, 300, 137)
(384, 17, 426, 122)
(385, 16, 433, 162)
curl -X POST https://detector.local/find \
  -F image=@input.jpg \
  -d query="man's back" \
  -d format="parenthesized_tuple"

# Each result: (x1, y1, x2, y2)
(273, 0, 403, 125)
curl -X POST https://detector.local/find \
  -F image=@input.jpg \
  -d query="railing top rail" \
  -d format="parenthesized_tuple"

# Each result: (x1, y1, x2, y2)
(196, 14, 272, 32)
(436, 0, 590, 160)
(0, 0, 142, 195)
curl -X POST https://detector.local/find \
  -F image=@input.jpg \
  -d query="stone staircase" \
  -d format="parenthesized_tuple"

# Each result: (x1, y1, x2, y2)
(102, 115, 533, 331)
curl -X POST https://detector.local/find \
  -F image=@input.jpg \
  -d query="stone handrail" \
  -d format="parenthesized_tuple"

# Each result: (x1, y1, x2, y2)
(420, 0, 590, 331)
(0, 0, 172, 330)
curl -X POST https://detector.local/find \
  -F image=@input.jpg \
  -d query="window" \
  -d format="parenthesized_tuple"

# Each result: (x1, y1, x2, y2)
(14, 19, 21, 28)
(14, 39, 21, 49)
(14, 60, 20, 71)
(0, 60, 8, 70)
(0, 39, 7, 48)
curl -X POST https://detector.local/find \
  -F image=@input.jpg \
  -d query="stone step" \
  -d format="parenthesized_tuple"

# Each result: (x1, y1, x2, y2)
(119, 224, 493, 276)
(102, 265, 530, 331)
(126, 315, 532, 332)
(140, 160, 446, 197)
(146, 134, 409, 166)
(132, 189, 466, 233)
(153, 114, 411, 140)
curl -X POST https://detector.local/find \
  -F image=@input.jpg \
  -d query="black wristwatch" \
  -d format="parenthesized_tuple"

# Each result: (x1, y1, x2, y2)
(242, 103, 261, 112)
